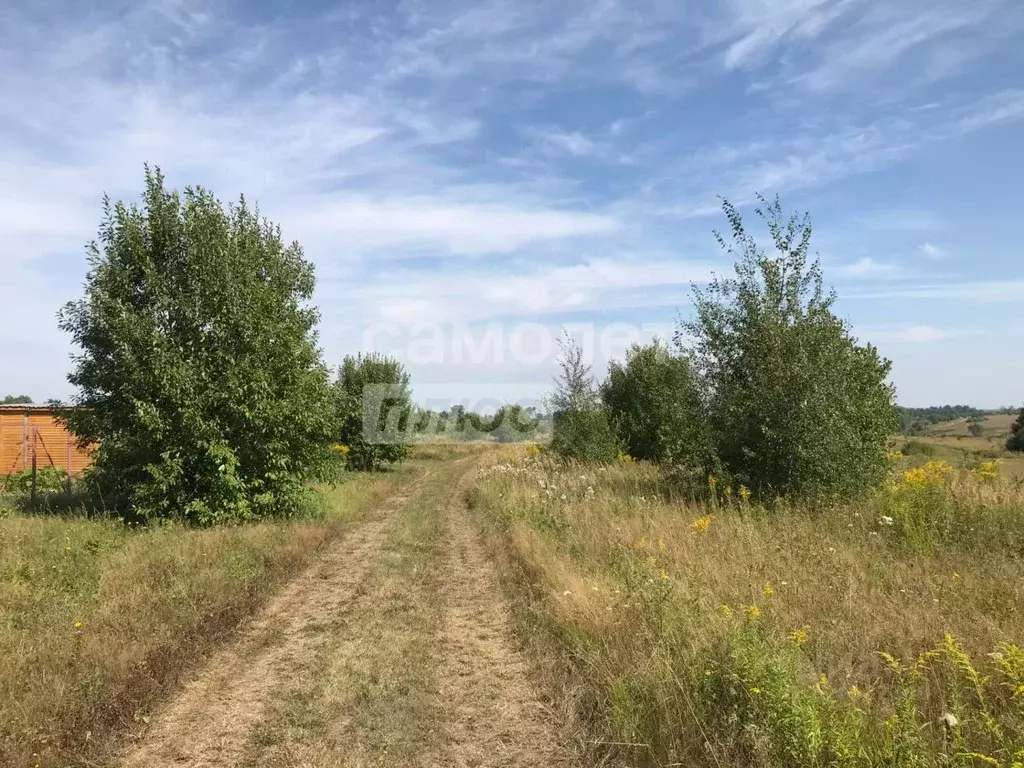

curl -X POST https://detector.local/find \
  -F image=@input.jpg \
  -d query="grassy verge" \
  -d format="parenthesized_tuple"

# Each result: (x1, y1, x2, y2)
(469, 452, 1024, 767)
(0, 468, 415, 768)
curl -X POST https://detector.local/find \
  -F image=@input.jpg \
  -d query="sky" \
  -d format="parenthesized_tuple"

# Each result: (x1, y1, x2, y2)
(1, 0, 1023, 410)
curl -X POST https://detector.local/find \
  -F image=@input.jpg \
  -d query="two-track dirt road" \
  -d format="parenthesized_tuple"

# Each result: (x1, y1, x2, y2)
(118, 453, 570, 768)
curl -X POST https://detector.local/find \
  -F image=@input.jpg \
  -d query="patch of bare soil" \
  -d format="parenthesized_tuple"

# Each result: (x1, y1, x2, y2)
(117, 485, 419, 768)
(428, 472, 571, 768)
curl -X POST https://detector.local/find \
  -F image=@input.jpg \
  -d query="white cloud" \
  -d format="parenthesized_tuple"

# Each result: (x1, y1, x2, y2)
(849, 281, 1024, 302)
(861, 325, 965, 344)
(956, 89, 1024, 132)
(286, 198, 618, 255)
(918, 242, 945, 259)
(534, 129, 599, 157)
(836, 257, 901, 279)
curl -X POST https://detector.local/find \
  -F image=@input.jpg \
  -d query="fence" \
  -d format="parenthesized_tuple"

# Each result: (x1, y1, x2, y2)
(0, 406, 93, 493)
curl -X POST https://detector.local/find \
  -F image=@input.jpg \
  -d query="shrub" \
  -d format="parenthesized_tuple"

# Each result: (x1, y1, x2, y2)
(58, 168, 336, 524)
(902, 439, 938, 457)
(601, 342, 711, 466)
(1007, 408, 1024, 452)
(550, 334, 620, 462)
(334, 353, 412, 471)
(681, 196, 898, 500)
(486, 404, 540, 444)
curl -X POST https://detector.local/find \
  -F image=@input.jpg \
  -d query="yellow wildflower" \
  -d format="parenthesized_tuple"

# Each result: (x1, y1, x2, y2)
(645, 555, 657, 568)
(659, 569, 670, 581)
(746, 604, 761, 619)
(762, 583, 774, 598)
(973, 459, 1001, 483)
(902, 460, 954, 487)
(330, 443, 350, 456)
(618, 452, 634, 464)
(691, 515, 712, 534)
(707, 474, 718, 492)
(719, 604, 734, 618)
(750, 687, 762, 695)
(634, 537, 647, 550)
(657, 538, 665, 552)
(738, 485, 751, 503)
(74, 621, 83, 630)
(788, 626, 809, 645)
(848, 685, 862, 699)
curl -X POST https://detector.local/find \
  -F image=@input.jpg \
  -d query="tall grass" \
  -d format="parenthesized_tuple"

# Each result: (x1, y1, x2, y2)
(469, 453, 1024, 767)
(0, 470, 411, 768)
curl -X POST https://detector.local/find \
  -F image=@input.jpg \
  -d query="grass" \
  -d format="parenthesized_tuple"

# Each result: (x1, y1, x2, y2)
(0, 468, 415, 768)
(469, 451, 1024, 767)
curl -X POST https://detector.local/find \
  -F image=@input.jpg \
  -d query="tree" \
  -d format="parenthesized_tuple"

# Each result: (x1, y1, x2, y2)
(680, 196, 898, 500)
(488, 404, 539, 443)
(1008, 408, 1024, 452)
(601, 341, 710, 464)
(1, 395, 32, 404)
(550, 334, 620, 462)
(58, 167, 336, 524)
(334, 353, 412, 471)
(967, 421, 984, 437)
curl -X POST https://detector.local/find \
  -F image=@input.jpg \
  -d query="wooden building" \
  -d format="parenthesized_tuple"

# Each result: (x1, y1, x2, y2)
(0, 405, 93, 479)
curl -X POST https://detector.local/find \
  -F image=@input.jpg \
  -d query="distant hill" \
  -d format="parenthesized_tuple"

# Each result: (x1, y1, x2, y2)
(897, 405, 1018, 435)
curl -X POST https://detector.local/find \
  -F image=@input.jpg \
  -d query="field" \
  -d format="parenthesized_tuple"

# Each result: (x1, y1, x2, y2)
(895, 414, 1024, 480)
(3, 441, 1023, 768)
(0, 468, 416, 767)
(468, 445, 1024, 767)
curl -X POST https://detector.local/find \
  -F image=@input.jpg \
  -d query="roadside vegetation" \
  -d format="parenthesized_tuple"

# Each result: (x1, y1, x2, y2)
(0, 470, 414, 768)
(471, 197, 1024, 767)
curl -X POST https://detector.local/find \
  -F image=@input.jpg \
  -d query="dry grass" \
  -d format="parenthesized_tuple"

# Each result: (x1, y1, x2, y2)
(469, 453, 1024, 767)
(0, 470, 414, 768)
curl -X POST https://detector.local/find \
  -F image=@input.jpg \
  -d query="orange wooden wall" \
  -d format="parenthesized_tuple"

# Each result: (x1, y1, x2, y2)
(0, 408, 93, 477)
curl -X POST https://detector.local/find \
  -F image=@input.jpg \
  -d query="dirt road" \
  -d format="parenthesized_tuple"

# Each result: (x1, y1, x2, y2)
(118, 454, 569, 768)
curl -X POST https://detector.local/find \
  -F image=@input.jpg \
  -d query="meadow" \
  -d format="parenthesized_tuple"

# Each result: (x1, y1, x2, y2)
(469, 442, 1024, 767)
(0, 468, 415, 768)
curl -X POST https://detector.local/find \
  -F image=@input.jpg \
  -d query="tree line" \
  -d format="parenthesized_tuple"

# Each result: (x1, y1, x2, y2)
(548, 195, 1023, 500)
(52, 170, 1023, 523)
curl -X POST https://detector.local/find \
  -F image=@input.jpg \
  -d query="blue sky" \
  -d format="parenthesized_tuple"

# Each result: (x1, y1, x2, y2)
(1, 0, 1023, 408)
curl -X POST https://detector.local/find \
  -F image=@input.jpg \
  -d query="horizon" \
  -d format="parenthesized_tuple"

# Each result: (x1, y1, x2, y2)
(2, 0, 1022, 408)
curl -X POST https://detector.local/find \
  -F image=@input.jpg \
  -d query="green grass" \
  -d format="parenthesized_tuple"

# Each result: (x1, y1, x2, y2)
(469, 452, 1024, 767)
(0, 469, 415, 768)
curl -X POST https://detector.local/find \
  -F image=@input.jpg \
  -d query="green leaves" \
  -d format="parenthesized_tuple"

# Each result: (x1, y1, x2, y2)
(59, 167, 336, 524)
(333, 353, 412, 472)
(1007, 409, 1024, 453)
(681, 196, 898, 500)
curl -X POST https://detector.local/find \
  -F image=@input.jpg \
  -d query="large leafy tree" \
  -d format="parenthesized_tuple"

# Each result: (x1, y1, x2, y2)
(334, 353, 412, 471)
(680, 196, 898, 499)
(1008, 408, 1024, 452)
(59, 168, 336, 523)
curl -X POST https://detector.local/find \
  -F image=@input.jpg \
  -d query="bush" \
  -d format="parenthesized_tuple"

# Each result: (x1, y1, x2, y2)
(551, 409, 620, 462)
(334, 353, 412, 471)
(550, 334, 620, 462)
(681, 196, 898, 500)
(902, 439, 938, 457)
(58, 168, 336, 524)
(482, 404, 540, 444)
(602, 342, 710, 466)
(1007, 408, 1024, 452)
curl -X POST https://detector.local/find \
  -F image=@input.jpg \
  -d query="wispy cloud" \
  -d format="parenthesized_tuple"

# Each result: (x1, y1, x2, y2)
(836, 257, 901, 279)
(0, 0, 1022, 405)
